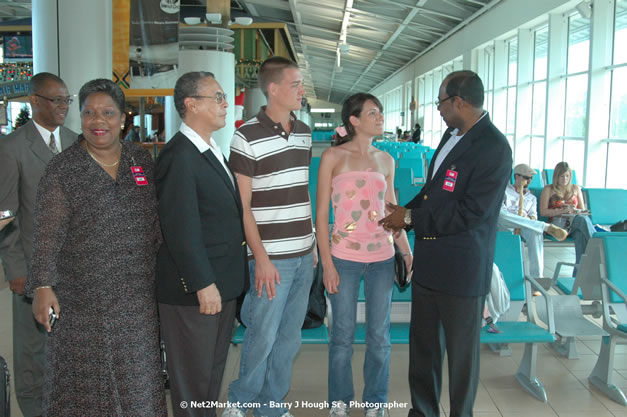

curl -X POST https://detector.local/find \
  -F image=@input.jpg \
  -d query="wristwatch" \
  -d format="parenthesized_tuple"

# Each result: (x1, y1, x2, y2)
(403, 209, 412, 225)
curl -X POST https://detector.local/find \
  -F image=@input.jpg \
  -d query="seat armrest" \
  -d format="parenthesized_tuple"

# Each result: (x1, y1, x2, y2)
(526, 275, 556, 333)
(551, 261, 576, 286)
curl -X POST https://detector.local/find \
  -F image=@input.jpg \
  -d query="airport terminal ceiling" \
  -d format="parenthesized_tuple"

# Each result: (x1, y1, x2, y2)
(0, 0, 494, 104)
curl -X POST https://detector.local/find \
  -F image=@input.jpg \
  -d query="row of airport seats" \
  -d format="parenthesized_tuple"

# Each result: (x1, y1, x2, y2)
(232, 231, 563, 403)
(542, 232, 627, 405)
(312, 130, 335, 142)
(527, 187, 627, 228)
(513, 168, 579, 189)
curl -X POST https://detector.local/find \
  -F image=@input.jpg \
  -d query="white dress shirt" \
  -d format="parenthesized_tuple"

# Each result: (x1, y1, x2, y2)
(32, 120, 61, 152)
(502, 183, 538, 219)
(431, 112, 488, 179)
(179, 122, 234, 187)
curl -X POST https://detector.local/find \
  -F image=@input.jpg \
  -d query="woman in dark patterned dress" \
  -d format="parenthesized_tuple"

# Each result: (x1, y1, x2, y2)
(25, 79, 167, 416)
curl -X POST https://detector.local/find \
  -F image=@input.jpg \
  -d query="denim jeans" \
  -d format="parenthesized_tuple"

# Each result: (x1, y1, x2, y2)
(228, 253, 314, 417)
(328, 256, 395, 406)
(569, 214, 596, 265)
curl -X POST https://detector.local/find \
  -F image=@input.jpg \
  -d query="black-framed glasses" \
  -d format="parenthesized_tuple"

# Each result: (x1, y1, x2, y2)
(191, 92, 227, 104)
(516, 174, 533, 181)
(35, 94, 74, 106)
(435, 95, 457, 107)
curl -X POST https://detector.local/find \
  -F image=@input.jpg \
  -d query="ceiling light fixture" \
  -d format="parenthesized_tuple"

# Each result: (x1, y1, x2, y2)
(205, 13, 222, 25)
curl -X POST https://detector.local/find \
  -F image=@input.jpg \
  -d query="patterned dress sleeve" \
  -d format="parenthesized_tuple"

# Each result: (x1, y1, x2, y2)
(25, 163, 71, 296)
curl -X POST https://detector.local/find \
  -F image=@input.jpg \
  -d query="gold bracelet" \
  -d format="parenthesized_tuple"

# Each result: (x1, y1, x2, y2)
(402, 252, 412, 257)
(35, 286, 52, 290)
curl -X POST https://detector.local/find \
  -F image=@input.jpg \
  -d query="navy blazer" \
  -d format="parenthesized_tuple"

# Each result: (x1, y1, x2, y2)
(406, 114, 512, 297)
(155, 132, 249, 306)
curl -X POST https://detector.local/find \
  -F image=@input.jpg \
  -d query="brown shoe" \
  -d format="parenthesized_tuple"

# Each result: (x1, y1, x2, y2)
(547, 224, 568, 241)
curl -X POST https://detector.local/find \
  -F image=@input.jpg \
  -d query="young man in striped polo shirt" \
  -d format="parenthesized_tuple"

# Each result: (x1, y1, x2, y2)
(224, 56, 315, 417)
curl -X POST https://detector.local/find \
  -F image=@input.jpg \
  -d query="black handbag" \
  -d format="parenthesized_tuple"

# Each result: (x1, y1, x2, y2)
(610, 220, 627, 232)
(394, 244, 410, 288)
(302, 248, 327, 329)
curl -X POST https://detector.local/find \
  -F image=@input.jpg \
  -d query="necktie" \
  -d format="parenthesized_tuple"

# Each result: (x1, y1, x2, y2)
(49, 132, 59, 154)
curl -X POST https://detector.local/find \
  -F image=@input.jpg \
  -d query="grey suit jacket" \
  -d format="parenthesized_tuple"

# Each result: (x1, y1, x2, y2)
(0, 120, 78, 280)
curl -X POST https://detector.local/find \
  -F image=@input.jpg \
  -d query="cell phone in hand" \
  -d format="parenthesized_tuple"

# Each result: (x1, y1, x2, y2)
(49, 307, 58, 329)
(0, 210, 16, 220)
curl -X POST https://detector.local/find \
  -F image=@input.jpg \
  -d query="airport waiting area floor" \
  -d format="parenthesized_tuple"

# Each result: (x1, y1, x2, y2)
(1, 245, 626, 417)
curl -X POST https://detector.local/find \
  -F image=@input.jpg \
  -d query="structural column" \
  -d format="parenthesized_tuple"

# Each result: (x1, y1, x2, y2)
(584, 0, 614, 187)
(179, 50, 235, 156)
(32, 0, 112, 133)
(544, 13, 568, 171)
(515, 28, 534, 165)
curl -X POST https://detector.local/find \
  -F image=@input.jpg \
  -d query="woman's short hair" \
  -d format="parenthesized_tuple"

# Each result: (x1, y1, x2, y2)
(79, 79, 125, 113)
(173, 71, 215, 119)
(444, 70, 484, 108)
(335, 93, 383, 146)
(258, 56, 299, 98)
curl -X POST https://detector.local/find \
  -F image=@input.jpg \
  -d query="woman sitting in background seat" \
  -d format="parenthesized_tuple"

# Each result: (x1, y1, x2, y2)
(540, 161, 595, 271)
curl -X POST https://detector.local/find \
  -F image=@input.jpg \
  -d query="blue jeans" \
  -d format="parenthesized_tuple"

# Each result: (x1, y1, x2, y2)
(569, 214, 596, 265)
(328, 256, 395, 406)
(228, 253, 314, 417)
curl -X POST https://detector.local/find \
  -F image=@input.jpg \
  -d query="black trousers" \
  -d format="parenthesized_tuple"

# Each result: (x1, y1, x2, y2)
(159, 299, 237, 417)
(408, 284, 485, 417)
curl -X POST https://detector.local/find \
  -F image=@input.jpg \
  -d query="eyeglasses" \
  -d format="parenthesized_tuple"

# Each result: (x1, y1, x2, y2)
(191, 92, 227, 104)
(35, 94, 74, 106)
(435, 95, 457, 107)
(516, 174, 533, 180)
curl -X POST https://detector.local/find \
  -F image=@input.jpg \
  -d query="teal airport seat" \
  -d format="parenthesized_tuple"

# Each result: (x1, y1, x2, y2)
(397, 157, 425, 184)
(489, 231, 557, 402)
(543, 168, 578, 185)
(538, 233, 609, 359)
(585, 188, 627, 226)
(231, 323, 330, 345)
(396, 185, 421, 206)
(589, 234, 627, 405)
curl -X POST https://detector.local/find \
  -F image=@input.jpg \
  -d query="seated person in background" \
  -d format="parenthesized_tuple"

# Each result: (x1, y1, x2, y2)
(411, 123, 421, 143)
(540, 161, 595, 269)
(497, 163, 567, 278)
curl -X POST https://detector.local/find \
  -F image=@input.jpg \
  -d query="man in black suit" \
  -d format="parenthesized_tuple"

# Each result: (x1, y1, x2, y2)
(380, 71, 512, 417)
(155, 71, 248, 417)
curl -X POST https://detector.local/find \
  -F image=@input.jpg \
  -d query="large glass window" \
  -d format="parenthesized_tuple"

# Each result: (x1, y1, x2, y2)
(506, 39, 517, 137)
(610, 1, 627, 139)
(606, 0, 627, 187)
(531, 26, 548, 141)
(564, 13, 590, 138)
(531, 25, 552, 168)
(482, 47, 494, 115)
(561, 12, 590, 175)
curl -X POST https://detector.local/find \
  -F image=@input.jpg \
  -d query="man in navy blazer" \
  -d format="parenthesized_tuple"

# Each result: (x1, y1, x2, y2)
(380, 71, 512, 417)
(155, 71, 248, 417)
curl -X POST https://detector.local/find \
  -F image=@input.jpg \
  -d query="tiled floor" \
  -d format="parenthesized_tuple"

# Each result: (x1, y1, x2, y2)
(1, 245, 626, 417)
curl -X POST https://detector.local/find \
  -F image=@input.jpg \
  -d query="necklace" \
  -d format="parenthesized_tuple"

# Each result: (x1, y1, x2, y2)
(85, 142, 121, 167)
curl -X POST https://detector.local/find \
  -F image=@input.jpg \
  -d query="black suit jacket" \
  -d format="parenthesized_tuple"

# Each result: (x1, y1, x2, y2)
(155, 132, 249, 306)
(406, 114, 512, 297)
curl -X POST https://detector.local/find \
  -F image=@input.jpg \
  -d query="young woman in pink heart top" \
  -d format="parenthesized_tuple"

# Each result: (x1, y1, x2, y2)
(315, 93, 412, 417)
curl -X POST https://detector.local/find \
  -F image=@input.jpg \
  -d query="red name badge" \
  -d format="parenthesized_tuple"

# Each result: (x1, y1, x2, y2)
(443, 169, 458, 192)
(134, 175, 148, 186)
(131, 166, 148, 186)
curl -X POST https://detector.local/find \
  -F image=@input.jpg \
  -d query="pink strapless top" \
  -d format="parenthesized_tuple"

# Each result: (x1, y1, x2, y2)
(330, 170, 394, 263)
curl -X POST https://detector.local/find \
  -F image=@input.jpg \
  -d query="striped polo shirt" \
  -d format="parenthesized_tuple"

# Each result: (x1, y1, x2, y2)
(229, 106, 314, 260)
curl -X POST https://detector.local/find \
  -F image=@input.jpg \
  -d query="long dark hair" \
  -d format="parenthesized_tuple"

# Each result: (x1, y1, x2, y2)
(334, 93, 383, 146)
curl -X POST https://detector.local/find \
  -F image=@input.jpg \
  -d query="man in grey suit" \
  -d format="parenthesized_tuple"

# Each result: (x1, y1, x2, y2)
(0, 72, 77, 417)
